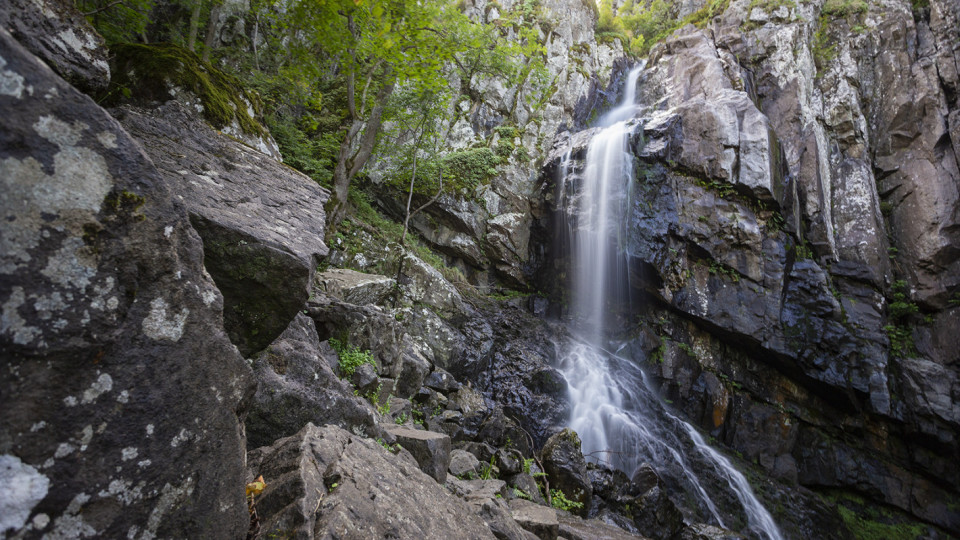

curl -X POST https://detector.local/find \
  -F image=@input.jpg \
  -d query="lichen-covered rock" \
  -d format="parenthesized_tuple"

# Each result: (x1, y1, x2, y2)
(386, 426, 453, 483)
(0, 0, 109, 93)
(117, 100, 329, 357)
(245, 313, 379, 449)
(0, 28, 253, 538)
(248, 423, 497, 539)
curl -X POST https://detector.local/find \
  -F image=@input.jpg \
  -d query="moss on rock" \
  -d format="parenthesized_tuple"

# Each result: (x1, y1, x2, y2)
(104, 42, 266, 136)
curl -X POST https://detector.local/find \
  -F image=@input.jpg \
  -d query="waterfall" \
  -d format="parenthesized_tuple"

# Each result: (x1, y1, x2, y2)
(555, 64, 784, 540)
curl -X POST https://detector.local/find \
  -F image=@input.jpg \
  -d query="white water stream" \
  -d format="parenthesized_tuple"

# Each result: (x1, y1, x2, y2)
(556, 64, 784, 540)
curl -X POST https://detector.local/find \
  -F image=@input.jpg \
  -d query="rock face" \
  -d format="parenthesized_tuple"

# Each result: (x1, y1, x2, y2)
(117, 100, 329, 357)
(537, 0, 960, 533)
(0, 27, 253, 539)
(248, 423, 497, 539)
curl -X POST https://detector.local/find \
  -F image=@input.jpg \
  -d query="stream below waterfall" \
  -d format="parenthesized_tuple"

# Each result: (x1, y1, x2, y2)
(555, 64, 784, 540)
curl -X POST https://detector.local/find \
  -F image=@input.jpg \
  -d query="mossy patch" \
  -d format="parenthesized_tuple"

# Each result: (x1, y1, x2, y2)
(104, 42, 266, 137)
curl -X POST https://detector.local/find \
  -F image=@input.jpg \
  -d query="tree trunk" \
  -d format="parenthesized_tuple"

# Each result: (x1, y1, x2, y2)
(201, 1, 221, 63)
(325, 79, 396, 231)
(187, 0, 202, 52)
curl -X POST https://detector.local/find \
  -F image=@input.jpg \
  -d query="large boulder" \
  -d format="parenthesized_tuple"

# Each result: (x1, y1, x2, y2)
(248, 423, 497, 539)
(540, 429, 592, 517)
(117, 100, 329, 357)
(0, 29, 253, 538)
(245, 313, 380, 449)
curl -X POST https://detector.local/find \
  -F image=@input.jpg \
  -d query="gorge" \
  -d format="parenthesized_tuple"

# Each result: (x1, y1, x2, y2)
(1, 0, 959, 538)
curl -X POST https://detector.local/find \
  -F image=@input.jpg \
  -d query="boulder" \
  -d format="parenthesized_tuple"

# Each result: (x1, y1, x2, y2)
(509, 499, 560, 540)
(117, 101, 329, 357)
(450, 449, 483, 478)
(540, 429, 592, 517)
(315, 268, 396, 306)
(248, 423, 496, 539)
(506, 473, 548, 506)
(245, 313, 379, 448)
(0, 0, 109, 93)
(386, 426, 452, 483)
(0, 29, 253, 538)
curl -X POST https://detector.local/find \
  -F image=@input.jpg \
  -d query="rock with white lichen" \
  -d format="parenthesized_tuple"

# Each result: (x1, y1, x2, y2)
(0, 27, 254, 539)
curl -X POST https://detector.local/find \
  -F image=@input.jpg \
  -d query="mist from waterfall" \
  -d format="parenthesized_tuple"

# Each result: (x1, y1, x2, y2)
(555, 64, 784, 540)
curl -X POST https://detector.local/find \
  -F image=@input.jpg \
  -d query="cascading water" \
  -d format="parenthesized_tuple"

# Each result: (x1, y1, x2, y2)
(555, 64, 784, 540)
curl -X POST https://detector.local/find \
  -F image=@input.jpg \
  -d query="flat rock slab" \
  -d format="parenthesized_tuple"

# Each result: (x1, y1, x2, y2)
(558, 513, 648, 540)
(315, 268, 395, 306)
(510, 499, 560, 540)
(248, 423, 496, 539)
(117, 101, 329, 356)
(386, 426, 452, 483)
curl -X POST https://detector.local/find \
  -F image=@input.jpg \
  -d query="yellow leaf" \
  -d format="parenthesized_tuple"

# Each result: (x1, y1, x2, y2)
(246, 475, 266, 497)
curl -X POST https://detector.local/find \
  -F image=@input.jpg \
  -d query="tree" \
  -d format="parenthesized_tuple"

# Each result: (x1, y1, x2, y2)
(284, 0, 470, 231)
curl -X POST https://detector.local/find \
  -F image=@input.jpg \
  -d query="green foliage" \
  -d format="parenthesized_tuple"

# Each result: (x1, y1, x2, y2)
(79, 0, 155, 45)
(708, 260, 741, 282)
(513, 488, 531, 500)
(550, 489, 584, 512)
(522, 458, 535, 475)
(395, 413, 408, 425)
(329, 338, 376, 378)
(812, 16, 837, 72)
(885, 280, 919, 358)
(479, 456, 497, 480)
(105, 43, 265, 136)
(377, 438, 402, 453)
(386, 147, 501, 198)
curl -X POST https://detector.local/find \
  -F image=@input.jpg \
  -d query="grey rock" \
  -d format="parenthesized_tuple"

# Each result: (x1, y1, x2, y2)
(448, 477, 533, 540)
(557, 512, 648, 540)
(450, 448, 483, 477)
(248, 423, 496, 539)
(385, 426, 452, 483)
(400, 252, 467, 317)
(117, 101, 329, 357)
(679, 523, 745, 539)
(510, 498, 560, 540)
(246, 313, 378, 448)
(0, 0, 109, 93)
(0, 29, 253, 538)
(315, 268, 396, 306)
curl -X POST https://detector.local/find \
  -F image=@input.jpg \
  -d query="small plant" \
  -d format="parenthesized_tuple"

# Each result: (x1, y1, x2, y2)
(377, 394, 393, 416)
(480, 455, 497, 480)
(395, 413, 408, 425)
(550, 489, 584, 512)
(330, 338, 376, 378)
(522, 457, 535, 475)
(377, 438, 401, 453)
(513, 488, 531, 500)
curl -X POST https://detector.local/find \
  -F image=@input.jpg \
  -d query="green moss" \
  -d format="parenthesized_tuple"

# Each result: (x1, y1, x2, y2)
(822, 0, 869, 17)
(105, 43, 266, 137)
(103, 190, 146, 223)
(827, 492, 929, 540)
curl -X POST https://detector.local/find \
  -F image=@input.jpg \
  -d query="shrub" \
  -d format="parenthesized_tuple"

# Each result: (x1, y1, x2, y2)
(329, 338, 376, 378)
